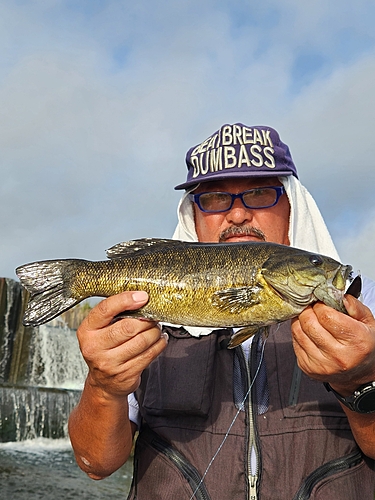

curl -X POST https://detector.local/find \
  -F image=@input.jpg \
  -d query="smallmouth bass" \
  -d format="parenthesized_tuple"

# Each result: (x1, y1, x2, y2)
(16, 238, 352, 348)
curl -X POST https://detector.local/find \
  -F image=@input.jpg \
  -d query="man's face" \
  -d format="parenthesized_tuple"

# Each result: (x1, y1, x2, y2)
(192, 177, 290, 245)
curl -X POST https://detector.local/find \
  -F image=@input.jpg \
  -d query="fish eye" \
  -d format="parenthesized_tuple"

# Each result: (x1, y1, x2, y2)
(309, 255, 323, 266)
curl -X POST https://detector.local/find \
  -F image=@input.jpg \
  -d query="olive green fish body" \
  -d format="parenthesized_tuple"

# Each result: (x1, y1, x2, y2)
(16, 238, 352, 345)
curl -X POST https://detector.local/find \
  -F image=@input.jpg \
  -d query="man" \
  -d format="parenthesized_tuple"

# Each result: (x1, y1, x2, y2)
(69, 124, 375, 499)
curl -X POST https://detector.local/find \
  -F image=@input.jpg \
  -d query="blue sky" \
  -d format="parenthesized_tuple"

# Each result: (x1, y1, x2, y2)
(1, 0, 375, 280)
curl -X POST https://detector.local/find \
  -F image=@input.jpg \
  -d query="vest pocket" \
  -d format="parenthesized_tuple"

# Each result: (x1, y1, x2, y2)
(129, 426, 212, 500)
(141, 327, 218, 417)
(292, 451, 364, 499)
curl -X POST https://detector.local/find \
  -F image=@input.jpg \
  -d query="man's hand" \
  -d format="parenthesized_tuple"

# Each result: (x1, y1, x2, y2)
(291, 295, 375, 396)
(77, 290, 168, 398)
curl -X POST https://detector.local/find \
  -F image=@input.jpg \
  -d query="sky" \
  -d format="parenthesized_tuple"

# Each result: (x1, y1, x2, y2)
(1, 0, 375, 282)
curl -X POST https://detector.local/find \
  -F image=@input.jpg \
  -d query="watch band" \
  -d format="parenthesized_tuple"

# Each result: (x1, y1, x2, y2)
(324, 381, 375, 414)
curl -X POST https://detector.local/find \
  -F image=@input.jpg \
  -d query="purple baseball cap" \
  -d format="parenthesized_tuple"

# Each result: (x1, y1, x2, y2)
(174, 123, 298, 190)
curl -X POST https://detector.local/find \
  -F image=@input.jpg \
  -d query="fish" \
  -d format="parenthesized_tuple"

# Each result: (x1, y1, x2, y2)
(16, 238, 353, 348)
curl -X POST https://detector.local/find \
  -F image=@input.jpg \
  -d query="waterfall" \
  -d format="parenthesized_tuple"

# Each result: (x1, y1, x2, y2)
(27, 322, 87, 390)
(0, 278, 87, 442)
(0, 386, 81, 442)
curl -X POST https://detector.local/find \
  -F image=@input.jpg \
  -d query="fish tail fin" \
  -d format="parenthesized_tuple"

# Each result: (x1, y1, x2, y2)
(16, 259, 85, 326)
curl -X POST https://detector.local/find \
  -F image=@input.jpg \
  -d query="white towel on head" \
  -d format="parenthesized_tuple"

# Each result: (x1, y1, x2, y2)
(171, 176, 341, 337)
(282, 176, 340, 260)
(172, 190, 198, 242)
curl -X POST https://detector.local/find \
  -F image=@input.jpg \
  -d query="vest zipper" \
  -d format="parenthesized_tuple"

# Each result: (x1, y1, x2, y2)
(141, 426, 212, 500)
(247, 397, 259, 500)
(292, 451, 363, 500)
(241, 333, 262, 500)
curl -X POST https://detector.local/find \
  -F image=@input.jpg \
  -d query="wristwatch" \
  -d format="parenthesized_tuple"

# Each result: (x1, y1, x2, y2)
(324, 381, 375, 413)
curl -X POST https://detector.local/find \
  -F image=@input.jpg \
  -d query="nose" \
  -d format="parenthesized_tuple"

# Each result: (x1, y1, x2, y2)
(225, 197, 254, 225)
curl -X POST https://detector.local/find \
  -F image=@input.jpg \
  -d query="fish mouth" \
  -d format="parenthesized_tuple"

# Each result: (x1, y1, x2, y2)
(314, 264, 353, 313)
(332, 265, 350, 291)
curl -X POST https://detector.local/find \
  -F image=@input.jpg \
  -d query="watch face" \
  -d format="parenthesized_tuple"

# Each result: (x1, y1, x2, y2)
(357, 391, 375, 413)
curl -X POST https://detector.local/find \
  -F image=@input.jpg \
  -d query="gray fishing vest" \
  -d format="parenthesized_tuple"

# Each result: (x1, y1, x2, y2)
(128, 322, 375, 499)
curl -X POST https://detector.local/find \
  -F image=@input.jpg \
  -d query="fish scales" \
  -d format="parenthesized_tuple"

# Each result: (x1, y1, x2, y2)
(16, 238, 352, 346)
(68, 244, 271, 326)
(133, 244, 267, 327)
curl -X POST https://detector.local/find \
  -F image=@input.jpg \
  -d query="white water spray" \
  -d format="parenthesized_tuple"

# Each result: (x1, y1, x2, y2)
(27, 321, 87, 390)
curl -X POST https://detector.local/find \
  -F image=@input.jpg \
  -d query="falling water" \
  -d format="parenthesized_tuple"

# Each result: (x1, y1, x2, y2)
(26, 322, 87, 390)
(0, 278, 134, 498)
(0, 277, 87, 443)
(0, 386, 81, 442)
(0, 278, 23, 382)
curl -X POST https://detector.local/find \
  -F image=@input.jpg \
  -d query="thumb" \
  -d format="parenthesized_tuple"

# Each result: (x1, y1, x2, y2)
(343, 294, 374, 324)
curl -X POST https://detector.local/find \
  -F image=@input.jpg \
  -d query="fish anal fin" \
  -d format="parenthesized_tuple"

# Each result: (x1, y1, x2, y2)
(227, 326, 260, 348)
(211, 286, 262, 314)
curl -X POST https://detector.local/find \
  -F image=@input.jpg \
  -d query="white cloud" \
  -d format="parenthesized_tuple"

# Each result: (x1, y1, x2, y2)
(0, 0, 374, 284)
(336, 207, 375, 281)
(279, 53, 375, 212)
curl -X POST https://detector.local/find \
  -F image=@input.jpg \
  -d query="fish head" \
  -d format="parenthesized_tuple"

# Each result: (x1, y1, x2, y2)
(262, 248, 352, 313)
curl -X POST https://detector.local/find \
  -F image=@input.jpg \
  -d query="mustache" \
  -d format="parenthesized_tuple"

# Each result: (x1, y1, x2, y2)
(219, 226, 266, 243)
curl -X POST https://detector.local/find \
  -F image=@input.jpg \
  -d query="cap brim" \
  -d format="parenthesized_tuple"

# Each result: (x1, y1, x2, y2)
(174, 169, 293, 190)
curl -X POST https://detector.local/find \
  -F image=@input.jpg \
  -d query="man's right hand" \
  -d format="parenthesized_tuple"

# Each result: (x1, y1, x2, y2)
(77, 290, 169, 399)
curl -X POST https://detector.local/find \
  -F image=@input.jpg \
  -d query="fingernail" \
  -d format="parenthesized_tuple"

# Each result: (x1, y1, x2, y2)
(161, 332, 169, 343)
(132, 291, 148, 303)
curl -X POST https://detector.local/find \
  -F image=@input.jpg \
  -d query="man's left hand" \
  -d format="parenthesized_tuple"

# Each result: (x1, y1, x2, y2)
(291, 295, 375, 396)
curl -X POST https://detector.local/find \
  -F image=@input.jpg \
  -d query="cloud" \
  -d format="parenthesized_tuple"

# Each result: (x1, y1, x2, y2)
(336, 207, 375, 281)
(0, 0, 374, 284)
(280, 53, 375, 216)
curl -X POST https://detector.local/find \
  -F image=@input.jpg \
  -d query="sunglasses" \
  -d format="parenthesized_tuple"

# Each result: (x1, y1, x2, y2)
(189, 186, 285, 213)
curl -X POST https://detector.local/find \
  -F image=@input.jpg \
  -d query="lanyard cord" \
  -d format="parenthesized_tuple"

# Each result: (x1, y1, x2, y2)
(188, 337, 267, 500)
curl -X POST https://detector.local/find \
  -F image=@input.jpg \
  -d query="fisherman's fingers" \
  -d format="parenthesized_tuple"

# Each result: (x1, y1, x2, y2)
(84, 331, 168, 396)
(83, 291, 150, 331)
(291, 306, 355, 381)
(292, 304, 375, 384)
(310, 300, 375, 365)
(77, 290, 157, 350)
(112, 331, 169, 392)
(343, 295, 375, 326)
(79, 316, 164, 368)
(79, 318, 168, 396)
(290, 314, 332, 379)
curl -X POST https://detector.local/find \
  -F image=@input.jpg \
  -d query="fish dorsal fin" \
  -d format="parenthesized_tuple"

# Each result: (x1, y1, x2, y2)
(106, 238, 187, 259)
(211, 285, 263, 314)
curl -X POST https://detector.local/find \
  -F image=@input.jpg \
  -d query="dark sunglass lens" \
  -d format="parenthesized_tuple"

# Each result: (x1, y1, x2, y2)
(199, 192, 231, 212)
(243, 188, 277, 208)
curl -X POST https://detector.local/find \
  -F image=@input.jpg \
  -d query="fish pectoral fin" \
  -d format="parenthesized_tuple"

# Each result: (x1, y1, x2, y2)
(228, 326, 260, 348)
(211, 286, 262, 314)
